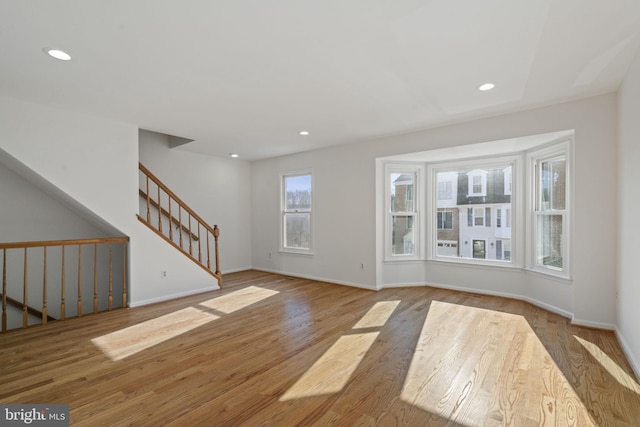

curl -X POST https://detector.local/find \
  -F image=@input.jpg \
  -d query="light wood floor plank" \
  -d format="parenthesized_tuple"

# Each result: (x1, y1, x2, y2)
(1, 270, 639, 426)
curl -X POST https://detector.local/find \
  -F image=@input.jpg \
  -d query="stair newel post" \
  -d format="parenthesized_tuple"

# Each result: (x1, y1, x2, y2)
(77, 245, 82, 317)
(93, 243, 98, 314)
(61, 245, 66, 320)
(42, 247, 47, 325)
(214, 225, 221, 277)
(108, 243, 113, 311)
(22, 248, 28, 328)
(122, 243, 127, 308)
(2, 249, 7, 332)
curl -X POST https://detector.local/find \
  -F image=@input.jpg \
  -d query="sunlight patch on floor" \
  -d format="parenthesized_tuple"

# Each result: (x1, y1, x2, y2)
(573, 335, 640, 394)
(401, 300, 595, 426)
(280, 332, 379, 401)
(92, 307, 219, 361)
(199, 286, 279, 314)
(353, 300, 400, 329)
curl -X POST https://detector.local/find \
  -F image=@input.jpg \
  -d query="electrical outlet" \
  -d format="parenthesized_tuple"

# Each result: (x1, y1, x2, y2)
(360, 263, 365, 270)
(161, 270, 167, 279)
(268, 252, 272, 259)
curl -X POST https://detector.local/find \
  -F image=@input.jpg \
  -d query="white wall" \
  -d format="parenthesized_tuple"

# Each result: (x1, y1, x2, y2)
(0, 161, 109, 241)
(251, 94, 618, 328)
(618, 50, 640, 378)
(138, 130, 252, 273)
(0, 96, 219, 307)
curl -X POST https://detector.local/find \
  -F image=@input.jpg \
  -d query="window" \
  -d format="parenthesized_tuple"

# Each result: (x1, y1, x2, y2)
(386, 164, 423, 260)
(467, 170, 487, 196)
(531, 150, 568, 273)
(437, 181, 452, 200)
(437, 211, 453, 229)
(497, 208, 511, 228)
(281, 171, 312, 252)
(433, 159, 516, 264)
(382, 134, 571, 275)
(390, 172, 416, 256)
(504, 166, 512, 195)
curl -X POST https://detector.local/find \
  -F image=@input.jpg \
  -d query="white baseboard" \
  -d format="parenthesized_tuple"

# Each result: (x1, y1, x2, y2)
(222, 266, 254, 275)
(394, 279, 574, 320)
(379, 282, 426, 289)
(615, 327, 640, 381)
(571, 317, 616, 331)
(129, 285, 220, 307)
(252, 267, 377, 291)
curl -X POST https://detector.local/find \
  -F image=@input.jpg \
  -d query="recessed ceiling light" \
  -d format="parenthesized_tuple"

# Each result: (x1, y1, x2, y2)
(44, 48, 72, 61)
(299, 131, 309, 136)
(229, 153, 239, 158)
(478, 83, 495, 91)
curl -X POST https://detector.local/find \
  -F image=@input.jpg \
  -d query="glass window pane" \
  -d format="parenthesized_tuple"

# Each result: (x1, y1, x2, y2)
(284, 213, 310, 249)
(285, 175, 311, 211)
(541, 158, 566, 210)
(392, 215, 415, 255)
(537, 215, 563, 268)
(390, 173, 415, 212)
(437, 164, 512, 262)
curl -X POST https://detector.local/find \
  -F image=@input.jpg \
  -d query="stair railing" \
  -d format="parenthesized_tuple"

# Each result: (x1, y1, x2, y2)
(0, 237, 129, 333)
(137, 163, 221, 284)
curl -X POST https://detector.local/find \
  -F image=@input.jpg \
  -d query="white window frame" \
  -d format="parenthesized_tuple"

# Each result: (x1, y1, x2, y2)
(280, 169, 313, 255)
(437, 211, 453, 230)
(467, 170, 488, 197)
(428, 156, 521, 267)
(384, 163, 425, 261)
(504, 166, 512, 195)
(526, 141, 572, 278)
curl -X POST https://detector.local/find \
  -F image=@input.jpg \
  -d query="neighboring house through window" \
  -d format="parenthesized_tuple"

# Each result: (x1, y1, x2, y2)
(281, 171, 312, 253)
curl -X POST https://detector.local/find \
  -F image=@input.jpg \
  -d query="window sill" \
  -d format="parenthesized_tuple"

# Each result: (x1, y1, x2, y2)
(279, 249, 314, 256)
(427, 257, 522, 271)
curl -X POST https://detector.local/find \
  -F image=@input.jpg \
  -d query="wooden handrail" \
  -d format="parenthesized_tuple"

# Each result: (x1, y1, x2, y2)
(139, 163, 217, 236)
(0, 237, 129, 250)
(138, 163, 221, 285)
(138, 189, 199, 241)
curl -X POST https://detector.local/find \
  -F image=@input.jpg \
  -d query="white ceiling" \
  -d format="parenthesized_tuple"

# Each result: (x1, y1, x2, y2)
(1, 0, 639, 161)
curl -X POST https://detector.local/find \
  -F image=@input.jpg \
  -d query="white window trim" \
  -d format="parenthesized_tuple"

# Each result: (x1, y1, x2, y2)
(467, 169, 488, 197)
(504, 166, 512, 195)
(525, 140, 572, 279)
(280, 169, 314, 255)
(384, 162, 425, 261)
(428, 155, 522, 268)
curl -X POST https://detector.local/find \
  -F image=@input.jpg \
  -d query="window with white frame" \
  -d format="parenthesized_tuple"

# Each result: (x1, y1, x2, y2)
(504, 166, 512, 195)
(467, 170, 487, 196)
(386, 164, 423, 259)
(382, 135, 571, 275)
(437, 211, 453, 229)
(281, 171, 312, 252)
(437, 181, 452, 200)
(433, 159, 516, 265)
(531, 147, 569, 274)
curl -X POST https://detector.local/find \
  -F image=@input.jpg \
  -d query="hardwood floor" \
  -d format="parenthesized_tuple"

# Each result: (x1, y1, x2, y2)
(1, 270, 639, 426)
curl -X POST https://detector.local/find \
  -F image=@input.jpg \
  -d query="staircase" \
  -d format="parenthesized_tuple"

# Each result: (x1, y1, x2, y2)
(137, 163, 222, 284)
(0, 163, 221, 334)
